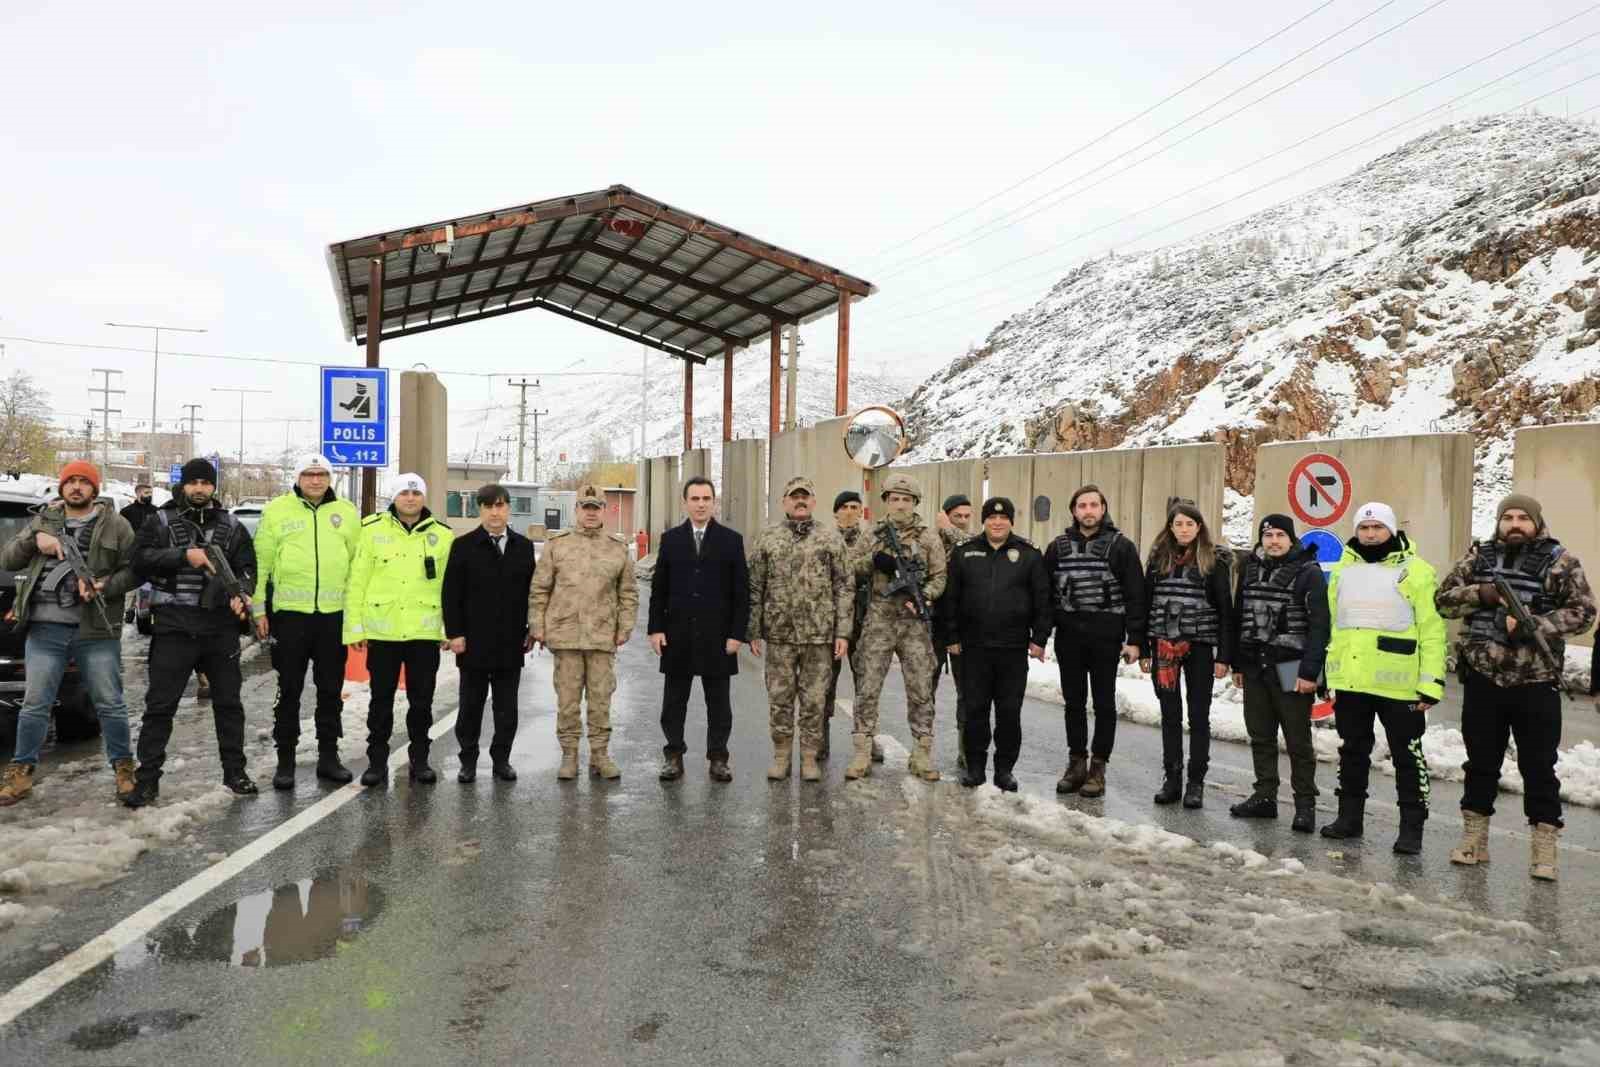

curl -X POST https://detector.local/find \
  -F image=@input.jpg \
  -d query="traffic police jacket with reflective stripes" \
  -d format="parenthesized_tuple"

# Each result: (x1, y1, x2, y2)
(1324, 533, 1448, 703)
(342, 507, 454, 644)
(250, 486, 359, 618)
(1139, 552, 1236, 664)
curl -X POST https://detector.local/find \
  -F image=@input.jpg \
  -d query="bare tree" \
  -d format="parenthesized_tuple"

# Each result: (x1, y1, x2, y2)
(0, 371, 54, 477)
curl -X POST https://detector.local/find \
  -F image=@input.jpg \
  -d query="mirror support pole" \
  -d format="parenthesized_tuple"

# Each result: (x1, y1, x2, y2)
(835, 293, 850, 416)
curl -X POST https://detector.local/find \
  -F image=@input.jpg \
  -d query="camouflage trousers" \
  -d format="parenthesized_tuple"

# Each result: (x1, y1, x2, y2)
(765, 641, 833, 751)
(853, 611, 937, 740)
(823, 643, 862, 720)
(551, 649, 615, 749)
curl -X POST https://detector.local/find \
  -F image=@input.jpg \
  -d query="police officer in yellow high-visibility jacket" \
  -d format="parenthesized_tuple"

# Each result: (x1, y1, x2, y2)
(344, 473, 454, 787)
(252, 454, 359, 789)
(1321, 502, 1447, 855)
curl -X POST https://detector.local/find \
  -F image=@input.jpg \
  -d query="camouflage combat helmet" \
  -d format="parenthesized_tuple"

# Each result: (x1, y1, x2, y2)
(878, 471, 922, 503)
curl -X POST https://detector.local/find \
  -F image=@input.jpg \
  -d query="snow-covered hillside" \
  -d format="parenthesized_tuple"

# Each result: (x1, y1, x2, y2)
(902, 114, 1600, 533)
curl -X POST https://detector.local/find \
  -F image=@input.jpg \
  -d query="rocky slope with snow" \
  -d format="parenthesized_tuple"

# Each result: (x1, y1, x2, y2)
(901, 114, 1600, 530)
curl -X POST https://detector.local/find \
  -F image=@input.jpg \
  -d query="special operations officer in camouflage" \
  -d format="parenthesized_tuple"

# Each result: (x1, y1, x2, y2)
(821, 489, 875, 763)
(1436, 493, 1596, 881)
(935, 494, 974, 768)
(747, 476, 854, 783)
(848, 472, 947, 782)
(530, 484, 638, 782)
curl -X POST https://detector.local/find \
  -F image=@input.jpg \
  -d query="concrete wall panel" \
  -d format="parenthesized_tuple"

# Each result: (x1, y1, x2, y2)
(1138, 443, 1227, 555)
(647, 455, 678, 549)
(1254, 434, 1474, 577)
(680, 448, 710, 488)
(770, 417, 868, 527)
(1514, 421, 1600, 646)
(397, 371, 448, 520)
(721, 438, 766, 541)
(936, 459, 984, 529)
(986, 456, 1037, 542)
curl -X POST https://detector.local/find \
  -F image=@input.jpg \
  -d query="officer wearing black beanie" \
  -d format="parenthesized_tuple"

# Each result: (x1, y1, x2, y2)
(125, 457, 259, 805)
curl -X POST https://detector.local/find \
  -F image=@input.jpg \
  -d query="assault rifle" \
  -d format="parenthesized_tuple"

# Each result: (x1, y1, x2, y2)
(882, 522, 930, 623)
(1493, 575, 1565, 678)
(199, 541, 249, 618)
(56, 535, 115, 633)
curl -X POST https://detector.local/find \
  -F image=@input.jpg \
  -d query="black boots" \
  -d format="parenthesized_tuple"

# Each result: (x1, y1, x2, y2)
(1291, 800, 1316, 833)
(360, 764, 387, 787)
(1154, 765, 1182, 805)
(1182, 775, 1204, 809)
(272, 748, 296, 791)
(223, 770, 258, 796)
(1320, 796, 1364, 839)
(492, 761, 517, 782)
(1056, 755, 1089, 794)
(122, 779, 159, 808)
(961, 751, 986, 789)
(1230, 793, 1278, 819)
(316, 745, 353, 784)
(408, 761, 438, 784)
(1392, 805, 1426, 854)
(992, 768, 1018, 793)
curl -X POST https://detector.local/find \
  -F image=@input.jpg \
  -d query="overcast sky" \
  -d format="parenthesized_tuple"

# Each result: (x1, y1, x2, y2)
(3, 0, 1595, 465)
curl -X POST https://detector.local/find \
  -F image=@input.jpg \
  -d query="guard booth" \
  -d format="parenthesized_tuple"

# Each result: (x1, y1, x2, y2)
(323, 185, 875, 518)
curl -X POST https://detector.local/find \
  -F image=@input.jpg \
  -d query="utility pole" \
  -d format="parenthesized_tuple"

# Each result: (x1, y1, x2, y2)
(508, 377, 540, 480)
(784, 325, 800, 432)
(211, 387, 270, 498)
(639, 346, 648, 460)
(179, 403, 204, 463)
(530, 408, 550, 483)
(105, 321, 207, 484)
(88, 369, 125, 471)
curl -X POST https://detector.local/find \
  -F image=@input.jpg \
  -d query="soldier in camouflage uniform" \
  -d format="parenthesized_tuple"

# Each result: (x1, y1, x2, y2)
(529, 485, 639, 782)
(936, 494, 974, 769)
(1435, 493, 1596, 881)
(748, 476, 854, 783)
(847, 472, 947, 781)
(821, 490, 873, 762)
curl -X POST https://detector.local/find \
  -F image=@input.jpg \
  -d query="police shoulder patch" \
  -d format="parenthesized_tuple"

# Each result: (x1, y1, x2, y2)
(329, 513, 343, 528)
(1007, 548, 1020, 563)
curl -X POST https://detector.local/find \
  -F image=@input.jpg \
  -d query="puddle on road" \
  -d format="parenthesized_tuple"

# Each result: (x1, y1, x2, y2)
(119, 868, 384, 969)
(66, 1008, 200, 1050)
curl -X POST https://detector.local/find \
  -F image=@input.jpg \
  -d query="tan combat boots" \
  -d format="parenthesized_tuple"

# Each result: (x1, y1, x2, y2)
(1449, 811, 1491, 866)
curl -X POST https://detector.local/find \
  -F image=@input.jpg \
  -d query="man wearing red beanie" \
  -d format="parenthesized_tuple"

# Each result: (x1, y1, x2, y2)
(0, 460, 140, 806)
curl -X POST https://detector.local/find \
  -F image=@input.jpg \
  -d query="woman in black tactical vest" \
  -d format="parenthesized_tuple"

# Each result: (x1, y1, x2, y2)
(1138, 501, 1233, 808)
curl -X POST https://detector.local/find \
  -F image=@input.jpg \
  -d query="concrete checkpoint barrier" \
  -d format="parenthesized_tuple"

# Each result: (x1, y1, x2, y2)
(1514, 421, 1600, 647)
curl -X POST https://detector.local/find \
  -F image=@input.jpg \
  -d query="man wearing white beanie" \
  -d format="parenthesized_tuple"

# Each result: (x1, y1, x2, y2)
(1321, 501, 1447, 855)
(253, 453, 359, 790)
(344, 472, 454, 787)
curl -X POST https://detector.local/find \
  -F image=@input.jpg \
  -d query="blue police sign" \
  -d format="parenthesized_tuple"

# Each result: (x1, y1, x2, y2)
(1301, 529, 1343, 573)
(321, 367, 389, 467)
(168, 463, 182, 485)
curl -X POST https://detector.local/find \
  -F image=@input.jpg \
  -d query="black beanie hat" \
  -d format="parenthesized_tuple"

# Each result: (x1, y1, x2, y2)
(1258, 513, 1296, 543)
(942, 493, 971, 514)
(180, 458, 218, 486)
(980, 496, 1016, 522)
(833, 490, 862, 512)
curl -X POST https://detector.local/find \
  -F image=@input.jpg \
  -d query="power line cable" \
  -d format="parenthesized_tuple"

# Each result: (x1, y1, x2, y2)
(876, 13, 1600, 321)
(872, 0, 1444, 279)
(861, 0, 1342, 261)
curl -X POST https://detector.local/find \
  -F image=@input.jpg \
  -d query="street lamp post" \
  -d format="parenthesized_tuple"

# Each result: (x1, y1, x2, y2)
(106, 322, 207, 482)
(211, 387, 270, 502)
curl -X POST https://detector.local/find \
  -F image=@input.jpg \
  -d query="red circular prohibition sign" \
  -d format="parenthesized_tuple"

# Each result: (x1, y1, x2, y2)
(1287, 452, 1352, 528)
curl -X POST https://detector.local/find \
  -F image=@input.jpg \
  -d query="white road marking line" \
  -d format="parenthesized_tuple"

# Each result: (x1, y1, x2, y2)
(0, 708, 461, 1030)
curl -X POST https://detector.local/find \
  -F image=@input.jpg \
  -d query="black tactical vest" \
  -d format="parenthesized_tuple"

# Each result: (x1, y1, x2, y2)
(150, 508, 239, 609)
(1149, 563, 1219, 644)
(1466, 538, 1564, 656)
(1239, 551, 1312, 653)
(1051, 529, 1126, 615)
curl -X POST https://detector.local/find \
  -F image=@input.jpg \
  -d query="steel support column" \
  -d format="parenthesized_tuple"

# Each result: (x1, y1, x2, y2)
(362, 257, 382, 516)
(683, 358, 693, 453)
(769, 324, 781, 439)
(835, 293, 850, 416)
(722, 343, 734, 443)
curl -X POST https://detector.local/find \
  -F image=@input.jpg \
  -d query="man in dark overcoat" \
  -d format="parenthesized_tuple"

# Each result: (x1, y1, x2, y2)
(442, 483, 537, 783)
(648, 476, 749, 782)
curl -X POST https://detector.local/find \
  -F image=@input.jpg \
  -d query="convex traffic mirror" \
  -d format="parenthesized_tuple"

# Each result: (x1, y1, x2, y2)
(842, 406, 907, 470)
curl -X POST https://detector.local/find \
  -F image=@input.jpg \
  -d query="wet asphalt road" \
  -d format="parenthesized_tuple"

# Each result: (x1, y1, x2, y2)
(3, 603, 1599, 1065)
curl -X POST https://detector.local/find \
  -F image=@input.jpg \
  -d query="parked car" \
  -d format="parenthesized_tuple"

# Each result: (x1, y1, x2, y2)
(231, 502, 264, 537)
(0, 490, 100, 757)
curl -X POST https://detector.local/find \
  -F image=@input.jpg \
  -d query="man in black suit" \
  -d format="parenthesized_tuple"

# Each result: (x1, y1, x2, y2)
(648, 476, 750, 782)
(442, 484, 537, 783)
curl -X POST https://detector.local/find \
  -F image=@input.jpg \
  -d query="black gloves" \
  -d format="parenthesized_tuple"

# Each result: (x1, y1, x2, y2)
(873, 551, 897, 575)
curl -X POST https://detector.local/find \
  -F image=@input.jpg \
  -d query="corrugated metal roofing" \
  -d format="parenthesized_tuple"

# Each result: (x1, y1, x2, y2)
(325, 185, 875, 363)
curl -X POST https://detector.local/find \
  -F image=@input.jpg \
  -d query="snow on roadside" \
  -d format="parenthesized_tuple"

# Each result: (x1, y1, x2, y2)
(1024, 658, 1600, 809)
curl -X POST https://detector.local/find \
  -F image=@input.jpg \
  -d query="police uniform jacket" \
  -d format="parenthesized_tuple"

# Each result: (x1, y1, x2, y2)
(938, 533, 1052, 651)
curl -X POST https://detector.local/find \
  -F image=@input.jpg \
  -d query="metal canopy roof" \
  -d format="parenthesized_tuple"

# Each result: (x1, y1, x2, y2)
(325, 185, 876, 363)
